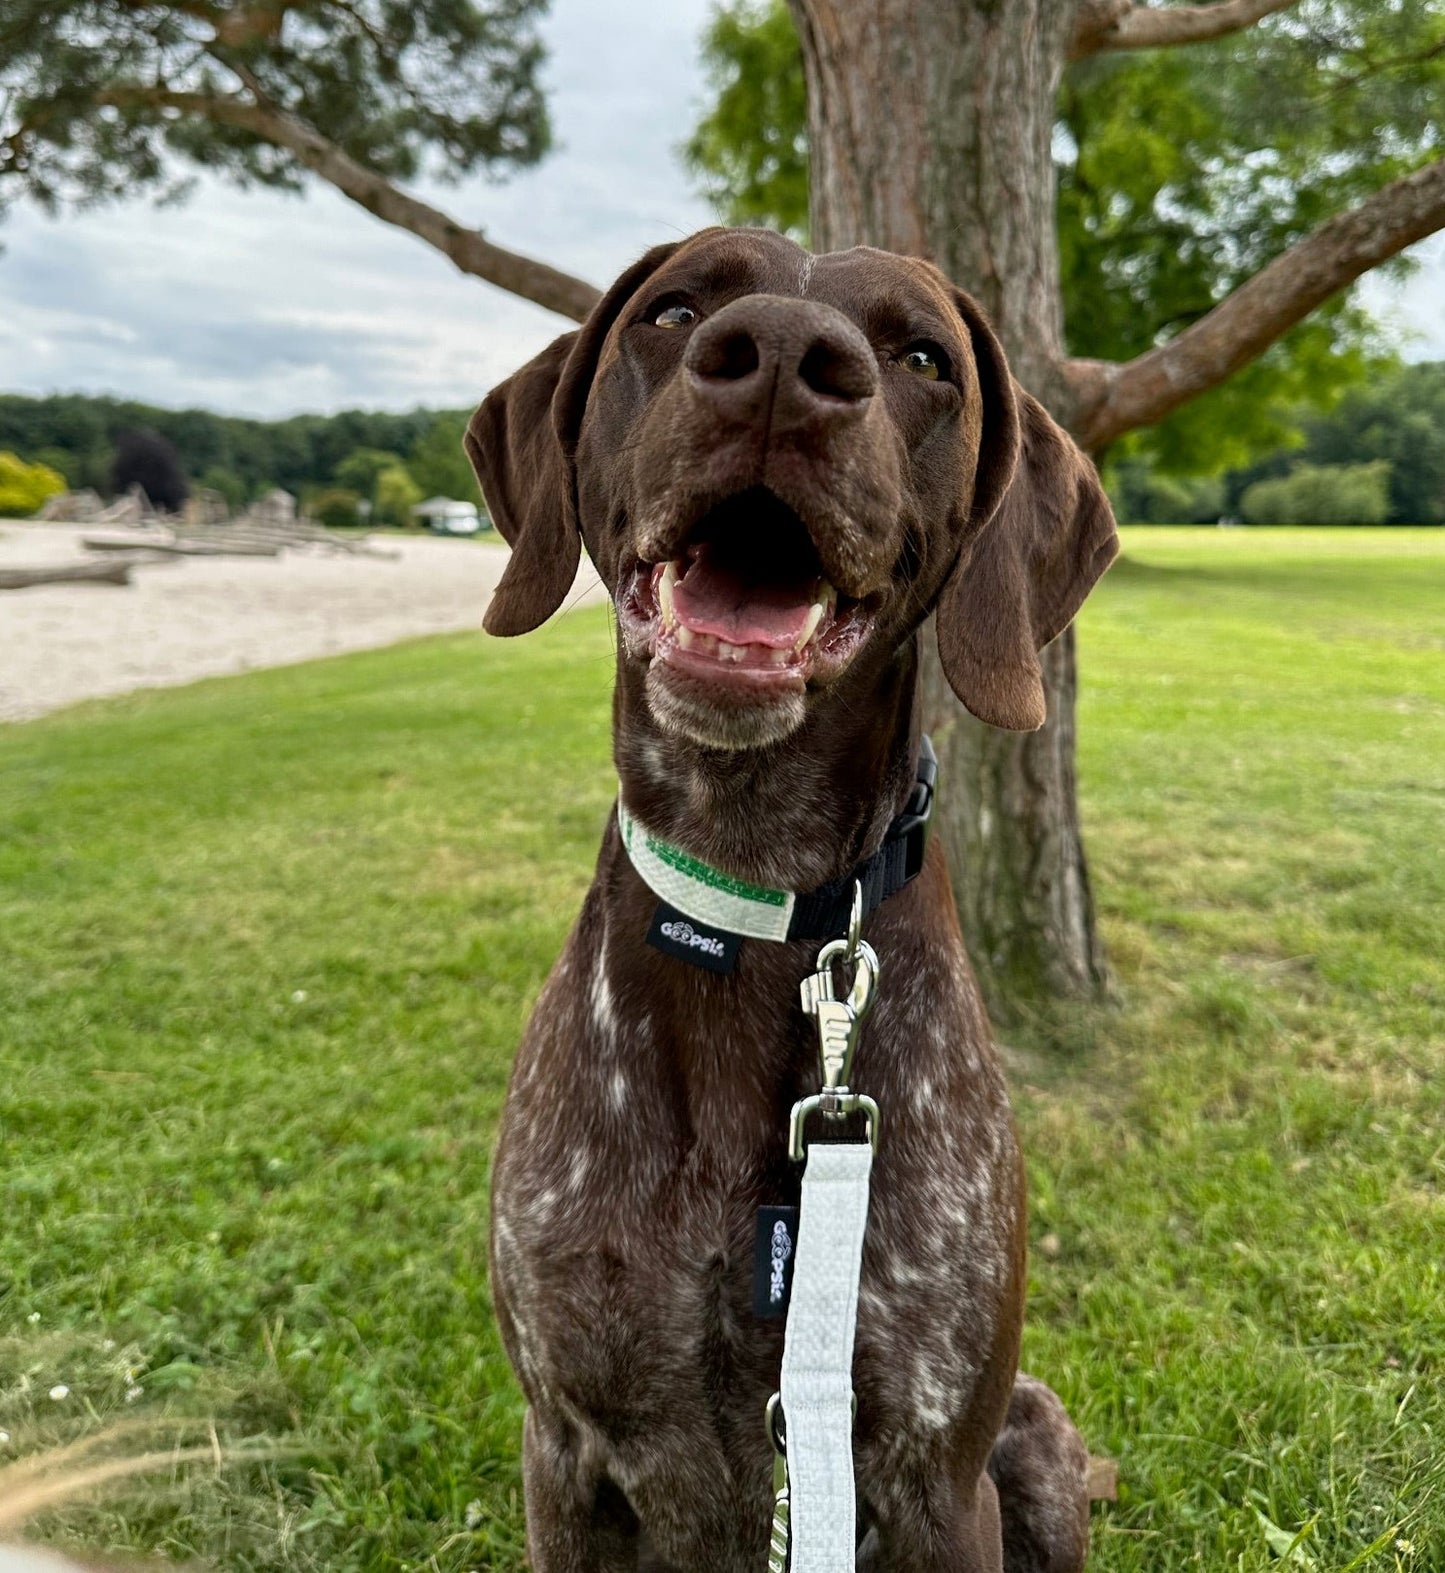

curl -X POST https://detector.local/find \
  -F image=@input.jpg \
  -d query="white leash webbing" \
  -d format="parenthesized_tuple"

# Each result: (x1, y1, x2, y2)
(779, 1140, 874, 1573)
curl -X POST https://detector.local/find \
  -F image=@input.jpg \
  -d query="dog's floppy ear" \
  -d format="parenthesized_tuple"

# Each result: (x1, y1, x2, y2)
(466, 332, 578, 636)
(935, 291, 1119, 731)
(466, 239, 691, 636)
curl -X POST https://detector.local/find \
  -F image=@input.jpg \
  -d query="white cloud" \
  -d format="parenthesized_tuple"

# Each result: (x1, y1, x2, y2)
(1358, 233, 1445, 361)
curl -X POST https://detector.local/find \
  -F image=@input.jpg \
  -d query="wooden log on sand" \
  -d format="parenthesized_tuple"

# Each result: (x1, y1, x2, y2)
(0, 554, 163, 590)
(188, 521, 400, 559)
(81, 533, 281, 558)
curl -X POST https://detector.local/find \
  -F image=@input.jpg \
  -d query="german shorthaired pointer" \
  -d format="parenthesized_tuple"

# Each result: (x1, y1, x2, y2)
(466, 228, 1118, 1572)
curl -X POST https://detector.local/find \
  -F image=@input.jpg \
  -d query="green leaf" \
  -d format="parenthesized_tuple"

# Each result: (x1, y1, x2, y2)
(1255, 1508, 1318, 1568)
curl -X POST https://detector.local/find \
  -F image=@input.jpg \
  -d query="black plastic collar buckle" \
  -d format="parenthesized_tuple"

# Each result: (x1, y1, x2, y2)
(892, 734, 938, 882)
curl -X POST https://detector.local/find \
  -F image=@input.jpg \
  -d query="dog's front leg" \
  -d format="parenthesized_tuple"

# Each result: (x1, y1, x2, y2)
(863, 1462, 1007, 1573)
(522, 1407, 638, 1573)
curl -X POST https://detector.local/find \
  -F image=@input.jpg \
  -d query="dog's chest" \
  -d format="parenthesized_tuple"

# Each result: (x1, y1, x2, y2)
(488, 905, 1022, 1505)
(491, 1034, 1017, 1461)
(491, 1096, 788, 1430)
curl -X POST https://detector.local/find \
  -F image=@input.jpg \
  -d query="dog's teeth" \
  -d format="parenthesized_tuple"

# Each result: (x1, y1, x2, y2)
(794, 602, 826, 651)
(676, 625, 696, 649)
(658, 562, 679, 630)
(767, 647, 790, 667)
(718, 639, 745, 663)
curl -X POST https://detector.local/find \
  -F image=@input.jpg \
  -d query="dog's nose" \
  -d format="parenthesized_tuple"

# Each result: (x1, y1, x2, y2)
(685, 296, 877, 427)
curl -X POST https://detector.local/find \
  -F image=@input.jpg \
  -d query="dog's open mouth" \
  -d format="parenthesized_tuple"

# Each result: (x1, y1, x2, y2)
(620, 490, 873, 691)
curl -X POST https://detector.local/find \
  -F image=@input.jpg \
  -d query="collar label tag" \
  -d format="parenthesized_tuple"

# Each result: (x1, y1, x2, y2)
(753, 1205, 800, 1318)
(646, 901, 741, 974)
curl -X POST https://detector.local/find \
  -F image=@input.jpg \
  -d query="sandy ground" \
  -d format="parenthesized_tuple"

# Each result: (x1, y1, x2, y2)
(0, 523, 607, 723)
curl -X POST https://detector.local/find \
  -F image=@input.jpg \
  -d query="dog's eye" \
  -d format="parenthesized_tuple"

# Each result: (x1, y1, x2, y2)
(652, 302, 698, 330)
(899, 345, 943, 380)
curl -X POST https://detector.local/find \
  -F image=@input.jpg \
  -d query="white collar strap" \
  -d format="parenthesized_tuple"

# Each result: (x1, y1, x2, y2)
(617, 800, 796, 941)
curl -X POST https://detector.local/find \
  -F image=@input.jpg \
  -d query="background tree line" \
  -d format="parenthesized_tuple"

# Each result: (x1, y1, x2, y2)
(1108, 361, 1445, 525)
(4, 363, 1441, 526)
(0, 393, 483, 523)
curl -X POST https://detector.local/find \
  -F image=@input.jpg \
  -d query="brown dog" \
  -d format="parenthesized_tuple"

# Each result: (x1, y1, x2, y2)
(467, 228, 1118, 1573)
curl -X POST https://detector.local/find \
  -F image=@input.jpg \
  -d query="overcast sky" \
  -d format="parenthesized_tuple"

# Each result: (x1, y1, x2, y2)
(0, 0, 1440, 420)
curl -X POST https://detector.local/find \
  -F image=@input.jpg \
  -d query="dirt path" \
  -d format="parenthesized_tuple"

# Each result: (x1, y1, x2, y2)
(0, 523, 606, 723)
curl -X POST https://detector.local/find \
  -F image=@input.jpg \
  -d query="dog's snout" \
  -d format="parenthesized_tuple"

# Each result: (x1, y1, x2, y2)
(685, 296, 876, 425)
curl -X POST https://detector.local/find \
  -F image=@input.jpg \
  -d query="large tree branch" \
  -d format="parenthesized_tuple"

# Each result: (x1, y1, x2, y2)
(1067, 156, 1445, 449)
(1070, 0, 1299, 60)
(96, 83, 600, 321)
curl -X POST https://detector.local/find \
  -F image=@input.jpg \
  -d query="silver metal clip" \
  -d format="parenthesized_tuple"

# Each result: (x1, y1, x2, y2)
(791, 881, 881, 1159)
(799, 922, 877, 1094)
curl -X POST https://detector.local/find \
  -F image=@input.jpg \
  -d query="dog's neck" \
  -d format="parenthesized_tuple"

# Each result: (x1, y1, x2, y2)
(613, 640, 922, 893)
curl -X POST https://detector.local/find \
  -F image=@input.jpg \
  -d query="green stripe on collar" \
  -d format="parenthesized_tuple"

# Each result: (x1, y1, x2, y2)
(617, 801, 796, 942)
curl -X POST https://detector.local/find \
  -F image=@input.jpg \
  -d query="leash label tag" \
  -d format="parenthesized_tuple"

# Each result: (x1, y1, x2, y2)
(646, 901, 741, 974)
(752, 1205, 800, 1318)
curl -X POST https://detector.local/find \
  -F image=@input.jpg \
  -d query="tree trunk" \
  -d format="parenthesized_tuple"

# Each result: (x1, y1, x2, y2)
(921, 623, 1107, 1011)
(791, 0, 1108, 1020)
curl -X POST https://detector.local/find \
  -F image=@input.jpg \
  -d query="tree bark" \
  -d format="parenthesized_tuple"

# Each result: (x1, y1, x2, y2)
(923, 623, 1107, 1008)
(791, 0, 1105, 1020)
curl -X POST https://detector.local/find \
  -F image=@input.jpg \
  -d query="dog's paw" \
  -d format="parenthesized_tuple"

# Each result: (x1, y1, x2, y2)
(986, 1373, 1090, 1573)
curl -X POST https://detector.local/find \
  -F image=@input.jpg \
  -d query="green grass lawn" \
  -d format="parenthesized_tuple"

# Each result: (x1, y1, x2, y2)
(2, 527, 1442, 1571)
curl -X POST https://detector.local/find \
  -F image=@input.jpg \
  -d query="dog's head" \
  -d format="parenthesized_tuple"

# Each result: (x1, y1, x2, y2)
(467, 228, 1117, 749)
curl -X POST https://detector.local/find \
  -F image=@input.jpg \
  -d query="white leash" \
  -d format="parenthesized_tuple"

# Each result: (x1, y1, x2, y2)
(778, 1142, 874, 1571)
(768, 887, 880, 1573)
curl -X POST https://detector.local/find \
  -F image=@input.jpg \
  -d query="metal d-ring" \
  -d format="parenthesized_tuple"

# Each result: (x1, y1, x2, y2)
(788, 1090, 881, 1160)
(766, 1391, 787, 1456)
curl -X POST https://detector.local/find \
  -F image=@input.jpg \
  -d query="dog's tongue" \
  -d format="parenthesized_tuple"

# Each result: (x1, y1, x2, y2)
(672, 544, 820, 649)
